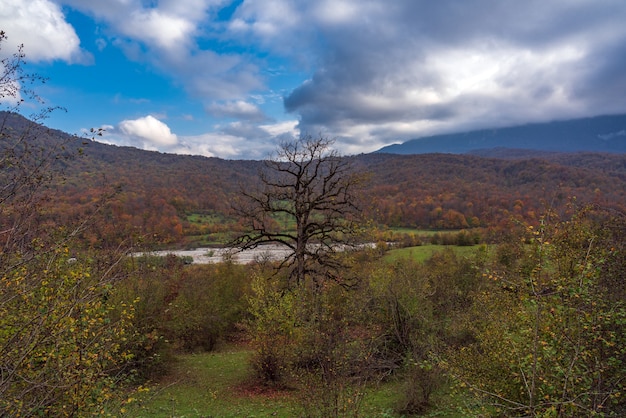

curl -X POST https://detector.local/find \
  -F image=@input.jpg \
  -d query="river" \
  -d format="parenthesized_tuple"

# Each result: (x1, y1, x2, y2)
(142, 244, 294, 264)
(139, 243, 376, 264)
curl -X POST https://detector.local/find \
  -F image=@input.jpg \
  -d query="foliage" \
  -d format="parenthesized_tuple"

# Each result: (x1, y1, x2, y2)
(0, 33, 138, 416)
(445, 207, 626, 416)
(245, 268, 372, 417)
(245, 272, 300, 385)
(383, 243, 484, 265)
(165, 261, 251, 352)
(0, 247, 136, 416)
(114, 255, 254, 380)
(360, 249, 484, 415)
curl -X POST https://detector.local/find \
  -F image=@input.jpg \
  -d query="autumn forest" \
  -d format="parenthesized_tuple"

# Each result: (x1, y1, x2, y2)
(4, 111, 625, 249)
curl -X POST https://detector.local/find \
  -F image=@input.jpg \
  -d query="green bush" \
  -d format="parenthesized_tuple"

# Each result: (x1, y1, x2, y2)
(445, 207, 626, 416)
(115, 256, 253, 379)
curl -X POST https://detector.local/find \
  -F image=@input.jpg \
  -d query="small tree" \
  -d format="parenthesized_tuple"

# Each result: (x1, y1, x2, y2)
(233, 135, 364, 289)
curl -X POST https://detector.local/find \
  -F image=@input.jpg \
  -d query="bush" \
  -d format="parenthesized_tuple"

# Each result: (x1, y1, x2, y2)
(0, 246, 137, 416)
(114, 256, 253, 381)
(444, 208, 626, 416)
(397, 360, 445, 415)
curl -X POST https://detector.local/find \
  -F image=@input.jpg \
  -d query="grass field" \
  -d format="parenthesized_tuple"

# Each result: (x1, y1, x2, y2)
(128, 230, 484, 417)
(126, 346, 394, 417)
(386, 227, 461, 236)
(126, 345, 469, 417)
(127, 347, 300, 417)
(383, 244, 486, 263)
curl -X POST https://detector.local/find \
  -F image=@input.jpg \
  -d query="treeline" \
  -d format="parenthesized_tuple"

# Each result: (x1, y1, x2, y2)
(357, 153, 626, 230)
(46, 148, 626, 246)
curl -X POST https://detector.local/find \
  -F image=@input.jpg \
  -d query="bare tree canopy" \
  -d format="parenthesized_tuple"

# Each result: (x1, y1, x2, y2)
(232, 135, 365, 288)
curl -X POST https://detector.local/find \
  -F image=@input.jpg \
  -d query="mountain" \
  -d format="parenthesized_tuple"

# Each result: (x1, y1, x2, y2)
(376, 114, 626, 155)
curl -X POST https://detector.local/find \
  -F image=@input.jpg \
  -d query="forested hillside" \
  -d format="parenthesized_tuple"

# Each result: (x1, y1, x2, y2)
(2, 111, 625, 247)
(358, 152, 626, 229)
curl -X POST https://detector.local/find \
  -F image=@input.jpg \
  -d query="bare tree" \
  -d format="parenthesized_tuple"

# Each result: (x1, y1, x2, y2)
(233, 135, 364, 289)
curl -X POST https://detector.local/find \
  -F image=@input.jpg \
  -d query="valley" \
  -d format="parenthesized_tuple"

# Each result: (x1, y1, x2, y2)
(3, 111, 626, 417)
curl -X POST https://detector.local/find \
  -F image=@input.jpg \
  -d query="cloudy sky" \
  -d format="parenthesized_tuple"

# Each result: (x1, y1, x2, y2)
(1, 0, 625, 159)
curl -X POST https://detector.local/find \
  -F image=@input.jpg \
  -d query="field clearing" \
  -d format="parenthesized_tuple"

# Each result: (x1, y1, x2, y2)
(127, 347, 299, 417)
(126, 345, 467, 417)
(383, 244, 486, 263)
(387, 227, 462, 236)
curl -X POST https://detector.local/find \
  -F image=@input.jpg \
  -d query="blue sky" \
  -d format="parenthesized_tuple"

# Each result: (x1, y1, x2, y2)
(1, 0, 626, 159)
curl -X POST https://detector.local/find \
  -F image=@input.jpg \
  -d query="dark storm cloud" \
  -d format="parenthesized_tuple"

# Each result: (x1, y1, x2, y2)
(283, 0, 626, 150)
(572, 36, 626, 113)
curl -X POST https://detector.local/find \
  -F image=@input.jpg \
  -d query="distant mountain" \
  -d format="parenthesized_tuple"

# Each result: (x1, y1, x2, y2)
(376, 114, 626, 155)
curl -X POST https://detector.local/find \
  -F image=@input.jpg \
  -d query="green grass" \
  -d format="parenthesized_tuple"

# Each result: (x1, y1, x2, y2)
(184, 232, 234, 247)
(387, 227, 461, 236)
(125, 345, 475, 418)
(126, 347, 299, 417)
(383, 244, 484, 263)
(186, 212, 231, 224)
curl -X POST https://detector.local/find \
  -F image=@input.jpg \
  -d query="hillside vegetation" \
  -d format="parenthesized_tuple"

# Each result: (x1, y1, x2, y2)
(1, 111, 625, 248)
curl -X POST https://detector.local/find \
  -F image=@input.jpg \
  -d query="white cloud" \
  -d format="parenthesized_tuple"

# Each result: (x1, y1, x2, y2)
(312, 0, 383, 26)
(98, 115, 299, 159)
(231, 0, 301, 38)
(259, 120, 299, 138)
(206, 100, 267, 121)
(175, 132, 249, 158)
(168, 50, 263, 99)
(313, 0, 358, 24)
(177, 119, 299, 159)
(118, 115, 179, 148)
(60, 0, 219, 53)
(119, 8, 195, 50)
(0, 0, 89, 63)
(228, 0, 314, 57)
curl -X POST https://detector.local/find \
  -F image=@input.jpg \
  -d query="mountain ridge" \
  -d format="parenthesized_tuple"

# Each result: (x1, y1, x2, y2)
(376, 113, 626, 155)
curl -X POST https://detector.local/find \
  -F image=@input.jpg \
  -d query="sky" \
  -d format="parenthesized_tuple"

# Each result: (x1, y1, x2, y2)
(1, 0, 626, 160)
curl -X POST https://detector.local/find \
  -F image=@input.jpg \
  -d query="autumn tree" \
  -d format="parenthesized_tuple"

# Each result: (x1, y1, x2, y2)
(0, 31, 138, 416)
(233, 135, 364, 289)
